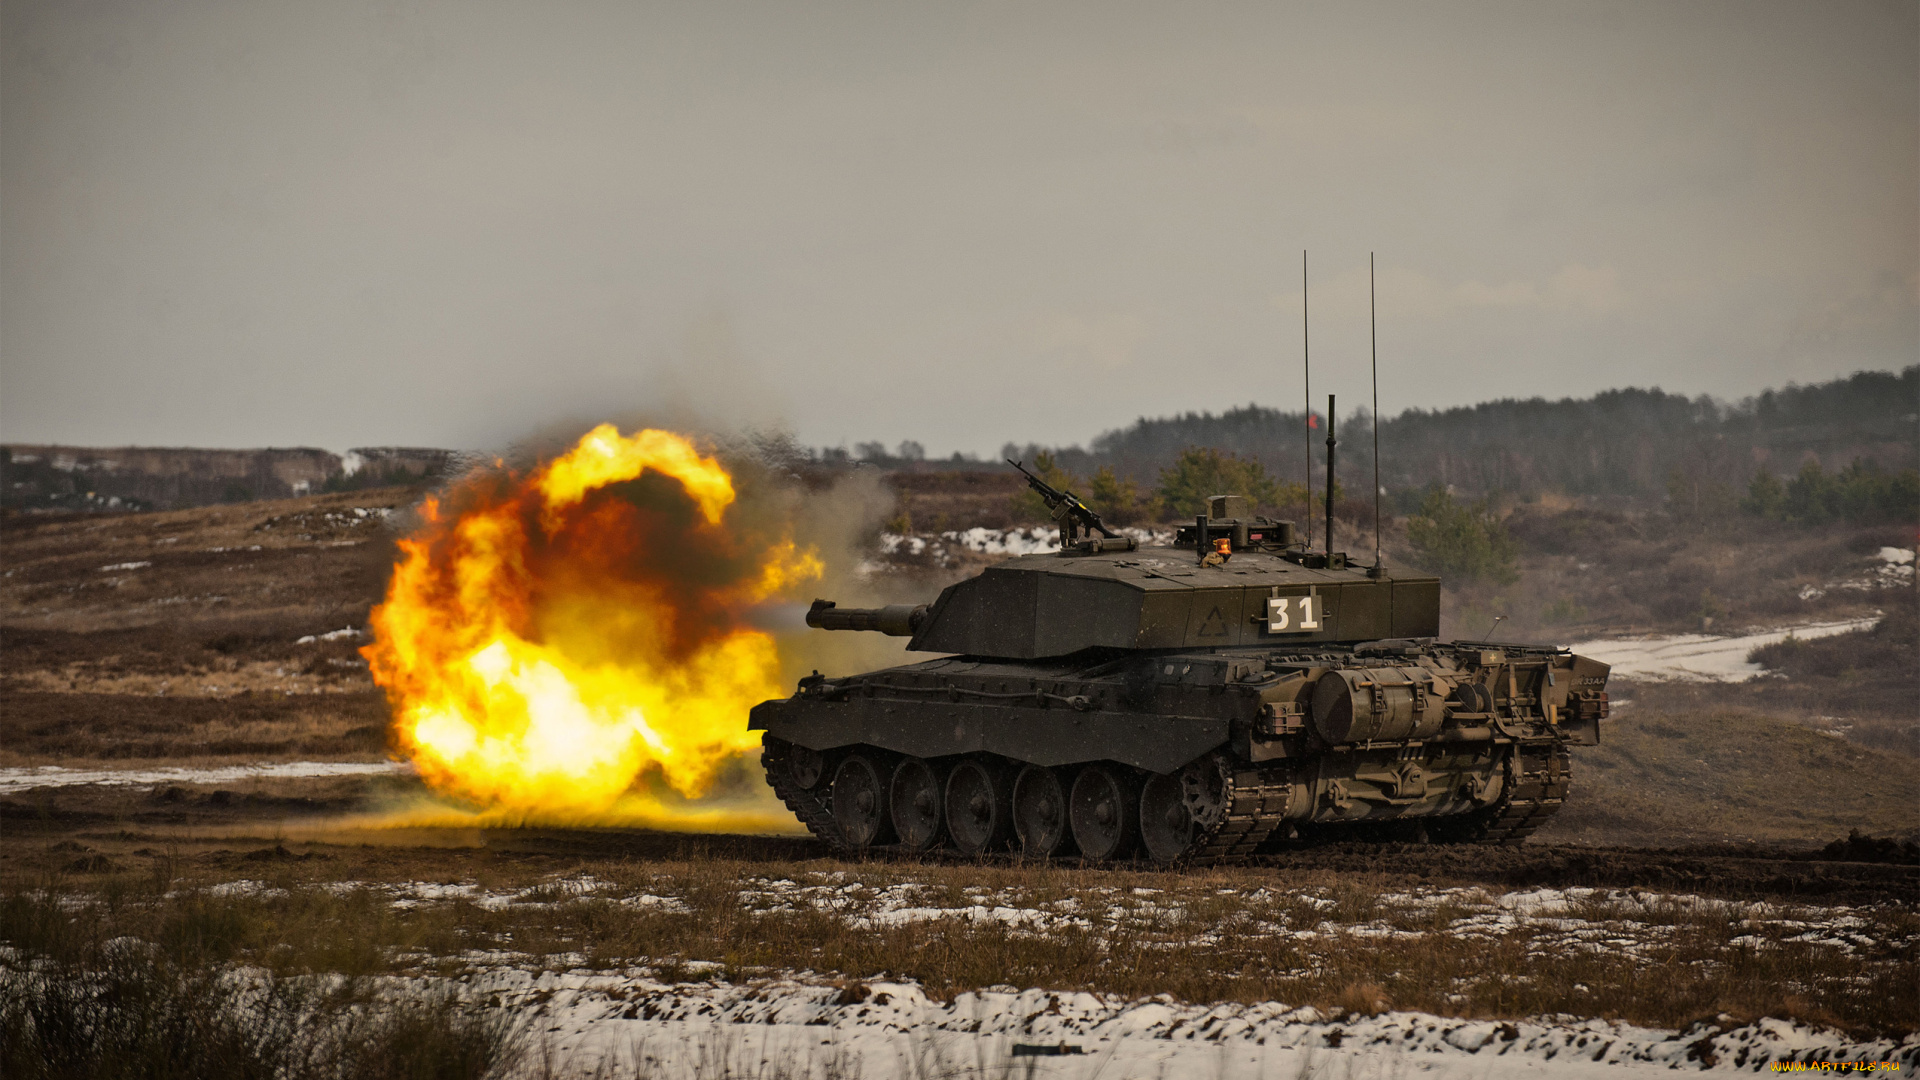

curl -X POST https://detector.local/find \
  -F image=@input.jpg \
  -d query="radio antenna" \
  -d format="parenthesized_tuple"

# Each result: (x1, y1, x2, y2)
(1370, 253, 1383, 574)
(1302, 250, 1312, 551)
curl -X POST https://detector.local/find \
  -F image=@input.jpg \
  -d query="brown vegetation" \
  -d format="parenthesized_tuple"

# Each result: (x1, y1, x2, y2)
(0, 691, 389, 766)
(1542, 685, 1920, 847)
(882, 470, 1027, 533)
(1, 491, 411, 767)
(1429, 507, 1907, 642)
(3, 845, 1913, 1038)
(1741, 604, 1920, 756)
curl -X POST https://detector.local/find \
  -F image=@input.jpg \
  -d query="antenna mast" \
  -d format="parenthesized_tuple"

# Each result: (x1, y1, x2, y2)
(1302, 251, 1312, 551)
(1324, 394, 1337, 556)
(1371, 253, 1383, 574)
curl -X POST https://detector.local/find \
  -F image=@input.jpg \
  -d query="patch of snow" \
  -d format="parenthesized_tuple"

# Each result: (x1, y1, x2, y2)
(877, 534, 928, 556)
(945, 525, 1063, 555)
(866, 904, 1059, 929)
(1568, 617, 1879, 682)
(319, 875, 693, 914)
(869, 527, 1180, 571)
(199, 880, 290, 900)
(295, 627, 363, 644)
(459, 969, 1920, 1078)
(0, 760, 411, 795)
(934, 526, 1174, 557)
(97, 561, 151, 572)
(1806, 547, 1917, 594)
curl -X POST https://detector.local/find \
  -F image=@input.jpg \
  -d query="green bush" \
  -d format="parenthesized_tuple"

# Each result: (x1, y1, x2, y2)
(1156, 447, 1303, 518)
(1405, 486, 1519, 588)
(1741, 469, 1787, 518)
(1745, 458, 1919, 525)
(1664, 467, 1737, 520)
(1086, 465, 1145, 525)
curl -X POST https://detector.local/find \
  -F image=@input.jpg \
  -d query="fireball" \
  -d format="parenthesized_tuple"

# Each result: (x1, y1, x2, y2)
(362, 424, 822, 824)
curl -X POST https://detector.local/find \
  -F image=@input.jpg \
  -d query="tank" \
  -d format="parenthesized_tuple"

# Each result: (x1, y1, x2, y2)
(751, 477, 1611, 865)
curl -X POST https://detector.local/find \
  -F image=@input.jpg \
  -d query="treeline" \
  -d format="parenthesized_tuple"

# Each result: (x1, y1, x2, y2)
(999, 366, 1917, 518)
(1010, 446, 1316, 526)
(0, 445, 459, 512)
(1740, 459, 1919, 526)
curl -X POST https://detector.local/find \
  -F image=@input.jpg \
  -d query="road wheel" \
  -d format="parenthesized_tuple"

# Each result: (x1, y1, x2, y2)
(1012, 764, 1072, 857)
(831, 754, 892, 850)
(1070, 764, 1138, 862)
(944, 757, 1012, 855)
(1138, 772, 1195, 863)
(889, 757, 945, 852)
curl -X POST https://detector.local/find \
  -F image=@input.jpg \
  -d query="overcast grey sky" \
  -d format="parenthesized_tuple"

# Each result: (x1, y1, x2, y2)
(4, 0, 1914, 457)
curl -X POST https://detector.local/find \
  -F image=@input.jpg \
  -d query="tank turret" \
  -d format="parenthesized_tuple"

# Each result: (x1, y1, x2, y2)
(801, 494, 1437, 658)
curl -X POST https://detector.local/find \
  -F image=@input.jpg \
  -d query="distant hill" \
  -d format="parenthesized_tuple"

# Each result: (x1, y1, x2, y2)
(10, 367, 1914, 514)
(1000, 366, 1918, 504)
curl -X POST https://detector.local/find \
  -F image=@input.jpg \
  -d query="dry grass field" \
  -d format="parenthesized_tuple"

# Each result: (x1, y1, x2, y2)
(1, 491, 406, 769)
(7, 843, 1917, 1027)
(3, 485, 1916, 1076)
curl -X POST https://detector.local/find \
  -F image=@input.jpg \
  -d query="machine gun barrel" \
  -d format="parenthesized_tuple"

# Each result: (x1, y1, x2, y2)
(1006, 459, 1122, 540)
(806, 599, 927, 636)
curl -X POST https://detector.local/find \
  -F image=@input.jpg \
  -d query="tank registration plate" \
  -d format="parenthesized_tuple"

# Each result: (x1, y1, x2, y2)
(1265, 594, 1323, 633)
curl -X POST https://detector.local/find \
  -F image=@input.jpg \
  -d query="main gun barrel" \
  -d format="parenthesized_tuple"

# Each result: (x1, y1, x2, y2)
(806, 599, 927, 636)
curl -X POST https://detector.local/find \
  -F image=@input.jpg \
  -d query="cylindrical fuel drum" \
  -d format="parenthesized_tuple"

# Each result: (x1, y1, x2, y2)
(1310, 666, 1445, 743)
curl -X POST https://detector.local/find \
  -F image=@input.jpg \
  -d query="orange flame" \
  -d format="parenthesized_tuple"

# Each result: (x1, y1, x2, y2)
(362, 424, 821, 827)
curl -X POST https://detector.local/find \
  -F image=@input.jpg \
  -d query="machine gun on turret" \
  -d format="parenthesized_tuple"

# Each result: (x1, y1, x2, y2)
(1006, 458, 1126, 545)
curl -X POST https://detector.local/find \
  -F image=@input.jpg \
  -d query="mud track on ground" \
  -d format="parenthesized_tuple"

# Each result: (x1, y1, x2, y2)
(472, 829, 1919, 904)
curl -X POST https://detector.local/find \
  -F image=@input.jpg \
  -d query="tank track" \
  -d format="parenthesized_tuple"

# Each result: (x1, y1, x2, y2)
(761, 739, 845, 851)
(763, 739, 1570, 861)
(1434, 746, 1572, 846)
(1182, 761, 1295, 866)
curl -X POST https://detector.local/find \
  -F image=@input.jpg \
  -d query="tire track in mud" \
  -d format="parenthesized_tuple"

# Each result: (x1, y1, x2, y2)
(474, 829, 1919, 904)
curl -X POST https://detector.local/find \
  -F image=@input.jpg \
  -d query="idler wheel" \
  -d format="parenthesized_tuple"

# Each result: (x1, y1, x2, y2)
(889, 757, 945, 852)
(944, 758, 1013, 856)
(1012, 764, 1072, 857)
(1070, 764, 1138, 862)
(830, 754, 892, 850)
(789, 745, 826, 790)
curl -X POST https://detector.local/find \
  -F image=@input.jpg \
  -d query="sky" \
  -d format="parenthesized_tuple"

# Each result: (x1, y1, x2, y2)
(3, 0, 1915, 458)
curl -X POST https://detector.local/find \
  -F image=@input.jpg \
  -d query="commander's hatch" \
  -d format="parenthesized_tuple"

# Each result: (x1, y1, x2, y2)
(1174, 494, 1347, 568)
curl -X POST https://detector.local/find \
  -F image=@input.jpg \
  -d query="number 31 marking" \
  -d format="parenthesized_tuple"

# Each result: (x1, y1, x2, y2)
(1266, 595, 1322, 634)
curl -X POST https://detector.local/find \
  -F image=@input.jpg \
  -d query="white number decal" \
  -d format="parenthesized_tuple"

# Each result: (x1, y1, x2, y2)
(1267, 595, 1322, 634)
(1298, 595, 1321, 630)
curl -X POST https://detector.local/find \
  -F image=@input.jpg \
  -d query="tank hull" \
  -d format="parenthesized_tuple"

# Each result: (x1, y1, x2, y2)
(752, 640, 1609, 864)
